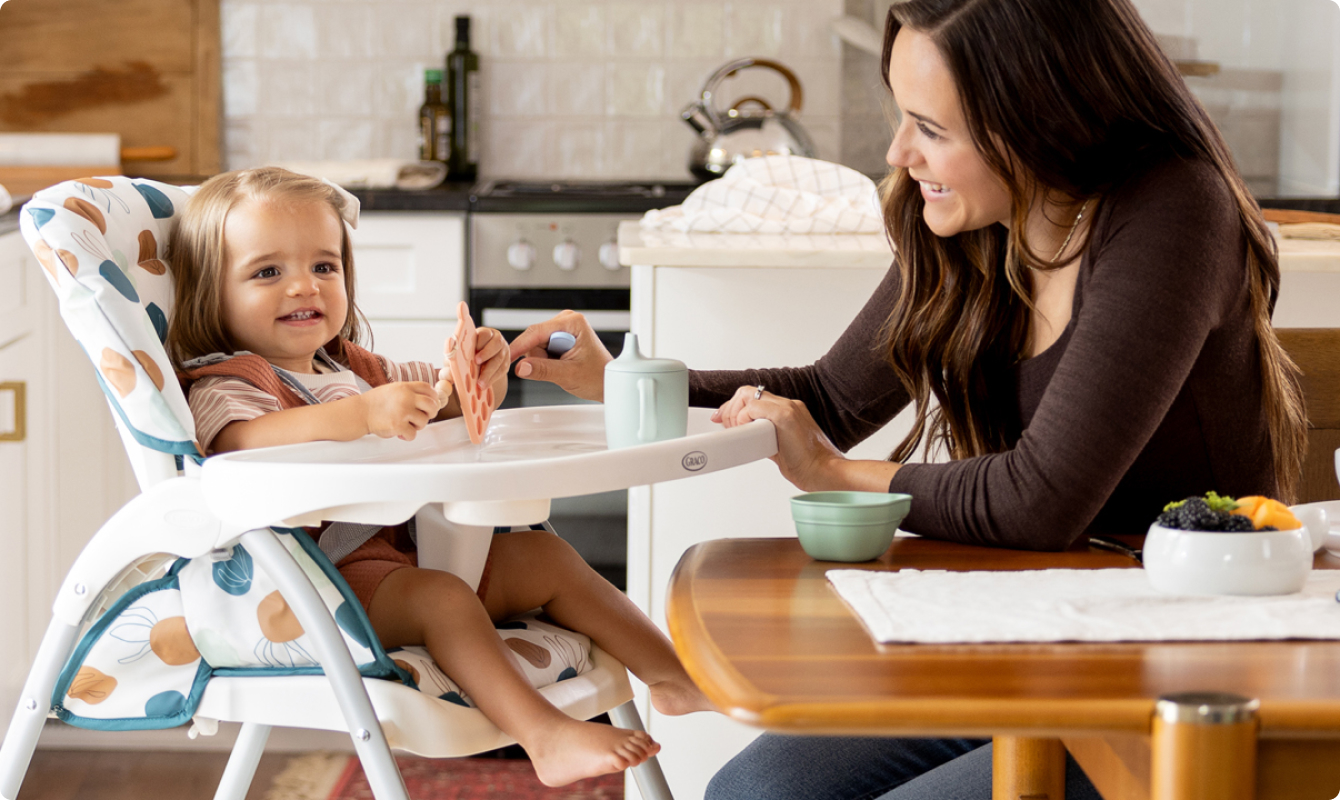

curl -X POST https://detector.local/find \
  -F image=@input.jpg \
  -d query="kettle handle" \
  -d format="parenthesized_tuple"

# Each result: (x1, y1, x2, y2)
(698, 58, 805, 123)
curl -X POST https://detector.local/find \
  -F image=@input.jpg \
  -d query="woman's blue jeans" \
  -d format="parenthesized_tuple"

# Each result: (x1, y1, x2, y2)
(705, 735, 1103, 800)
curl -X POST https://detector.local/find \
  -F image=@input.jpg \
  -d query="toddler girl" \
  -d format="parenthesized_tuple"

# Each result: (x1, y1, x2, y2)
(165, 167, 711, 787)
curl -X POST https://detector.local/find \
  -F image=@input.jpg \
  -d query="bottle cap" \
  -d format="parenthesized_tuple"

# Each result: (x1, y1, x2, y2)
(455, 15, 471, 43)
(424, 68, 443, 83)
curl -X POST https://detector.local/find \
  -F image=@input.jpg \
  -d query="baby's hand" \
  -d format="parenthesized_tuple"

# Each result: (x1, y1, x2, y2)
(435, 350, 455, 407)
(360, 382, 442, 440)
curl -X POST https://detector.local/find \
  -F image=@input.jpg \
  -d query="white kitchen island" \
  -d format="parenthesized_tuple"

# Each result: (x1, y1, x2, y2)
(615, 219, 1340, 800)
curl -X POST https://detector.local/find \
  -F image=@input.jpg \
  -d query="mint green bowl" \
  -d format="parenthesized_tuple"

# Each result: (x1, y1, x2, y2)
(790, 492, 912, 562)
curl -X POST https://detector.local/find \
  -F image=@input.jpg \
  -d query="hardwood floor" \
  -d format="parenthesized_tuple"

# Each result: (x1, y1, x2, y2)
(16, 750, 291, 800)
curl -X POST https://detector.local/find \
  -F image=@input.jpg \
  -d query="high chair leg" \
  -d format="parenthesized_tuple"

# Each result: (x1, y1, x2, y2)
(609, 700, 674, 800)
(239, 529, 410, 800)
(0, 617, 83, 800)
(213, 722, 271, 800)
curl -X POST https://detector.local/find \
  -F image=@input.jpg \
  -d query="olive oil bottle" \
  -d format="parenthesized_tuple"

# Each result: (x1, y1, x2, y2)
(446, 15, 479, 181)
(418, 68, 450, 163)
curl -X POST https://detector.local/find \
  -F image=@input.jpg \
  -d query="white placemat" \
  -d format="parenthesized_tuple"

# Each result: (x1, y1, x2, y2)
(827, 568, 1340, 644)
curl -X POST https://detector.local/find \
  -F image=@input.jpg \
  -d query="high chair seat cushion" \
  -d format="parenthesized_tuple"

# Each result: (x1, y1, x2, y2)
(19, 177, 200, 457)
(53, 527, 594, 730)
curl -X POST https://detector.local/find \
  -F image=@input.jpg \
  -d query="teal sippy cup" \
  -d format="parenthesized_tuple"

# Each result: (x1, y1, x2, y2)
(604, 333, 689, 449)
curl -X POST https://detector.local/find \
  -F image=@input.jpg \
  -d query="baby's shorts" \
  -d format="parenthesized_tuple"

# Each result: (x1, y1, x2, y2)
(332, 523, 494, 612)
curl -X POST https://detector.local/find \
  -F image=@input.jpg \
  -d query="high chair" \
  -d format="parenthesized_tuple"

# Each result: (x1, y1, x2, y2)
(0, 176, 677, 800)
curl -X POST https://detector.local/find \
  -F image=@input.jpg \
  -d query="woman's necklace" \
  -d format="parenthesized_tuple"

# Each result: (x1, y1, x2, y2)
(1053, 199, 1090, 262)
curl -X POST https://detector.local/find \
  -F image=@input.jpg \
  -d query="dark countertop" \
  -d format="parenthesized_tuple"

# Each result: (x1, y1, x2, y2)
(349, 181, 476, 212)
(3, 185, 1336, 237)
(1258, 197, 1340, 214)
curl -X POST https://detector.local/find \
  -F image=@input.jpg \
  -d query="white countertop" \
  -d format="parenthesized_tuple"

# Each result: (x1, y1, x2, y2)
(617, 221, 894, 269)
(619, 220, 1340, 273)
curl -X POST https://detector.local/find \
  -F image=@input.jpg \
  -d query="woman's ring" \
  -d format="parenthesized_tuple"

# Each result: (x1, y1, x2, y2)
(753, 385, 765, 400)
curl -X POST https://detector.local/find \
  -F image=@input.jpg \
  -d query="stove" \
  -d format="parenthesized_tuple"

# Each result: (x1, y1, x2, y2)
(471, 179, 699, 213)
(467, 179, 698, 335)
(467, 179, 700, 586)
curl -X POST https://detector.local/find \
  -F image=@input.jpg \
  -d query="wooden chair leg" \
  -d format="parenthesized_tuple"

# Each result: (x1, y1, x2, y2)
(1150, 693, 1257, 800)
(993, 736, 1066, 800)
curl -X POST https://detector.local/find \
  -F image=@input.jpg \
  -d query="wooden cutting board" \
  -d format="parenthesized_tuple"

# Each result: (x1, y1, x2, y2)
(0, 0, 219, 184)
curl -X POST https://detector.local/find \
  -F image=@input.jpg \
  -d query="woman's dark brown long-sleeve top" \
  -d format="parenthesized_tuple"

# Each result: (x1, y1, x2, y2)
(690, 157, 1276, 550)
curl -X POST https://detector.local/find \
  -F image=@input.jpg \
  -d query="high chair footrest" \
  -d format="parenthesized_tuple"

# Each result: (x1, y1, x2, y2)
(195, 645, 632, 757)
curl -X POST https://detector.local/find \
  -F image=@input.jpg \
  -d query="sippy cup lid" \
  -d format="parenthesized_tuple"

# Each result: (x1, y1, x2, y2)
(605, 333, 686, 374)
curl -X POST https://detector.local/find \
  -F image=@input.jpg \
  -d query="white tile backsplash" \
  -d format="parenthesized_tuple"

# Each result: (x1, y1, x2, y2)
(607, 63, 666, 117)
(490, 60, 550, 117)
(725, 5, 786, 58)
(491, 3, 549, 58)
(554, 122, 605, 177)
(608, 3, 664, 58)
(550, 62, 606, 118)
(258, 5, 318, 60)
(222, 0, 845, 179)
(265, 119, 320, 162)
(221, 3, 259, 59)
(666, 4, 725, 59)
(321, 64, 377, 118)
(317, 5, 376, 60)
(373, 63, 426, 117)
(223, 60, 258, 118)
(552, 5, 606, 59)
(318, 119, 377, 161)
(259, 62, 317, 117)
(375, 3, 439, 61)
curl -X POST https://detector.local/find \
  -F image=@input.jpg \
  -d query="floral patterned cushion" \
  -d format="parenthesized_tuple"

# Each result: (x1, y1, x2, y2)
(19, 176, 200, 458)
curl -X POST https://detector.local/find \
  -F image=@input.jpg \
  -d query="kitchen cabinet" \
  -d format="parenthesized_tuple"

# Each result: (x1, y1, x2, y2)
(0, 229, 138, 725)
(348, 211, 466, 366)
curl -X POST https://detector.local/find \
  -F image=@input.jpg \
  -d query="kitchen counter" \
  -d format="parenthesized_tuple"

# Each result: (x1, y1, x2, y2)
(348, 181, 475, 212)
(619, 220, 1340, 272)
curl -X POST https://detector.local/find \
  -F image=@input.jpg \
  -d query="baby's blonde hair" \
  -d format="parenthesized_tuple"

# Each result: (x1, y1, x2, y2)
(166, 166, 366, 367)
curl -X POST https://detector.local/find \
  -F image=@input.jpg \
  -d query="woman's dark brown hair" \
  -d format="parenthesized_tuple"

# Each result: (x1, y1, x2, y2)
(878, 0, 1305, 500)
(166, 167, 368, 367)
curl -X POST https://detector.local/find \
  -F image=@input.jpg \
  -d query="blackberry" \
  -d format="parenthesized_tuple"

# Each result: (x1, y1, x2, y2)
(1156, 509, 1183, 528)
(1174, 497, 1221, 531)
(1219, 514, 1256, 532)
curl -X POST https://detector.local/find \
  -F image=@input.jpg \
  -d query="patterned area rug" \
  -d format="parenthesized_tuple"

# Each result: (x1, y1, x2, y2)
(263, 752, 622, 800)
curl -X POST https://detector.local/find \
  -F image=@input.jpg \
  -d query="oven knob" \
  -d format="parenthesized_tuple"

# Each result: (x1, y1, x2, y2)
(507, 240, 536, 271)
(553, 240, 580, 271)
(599, 241, 622, 271)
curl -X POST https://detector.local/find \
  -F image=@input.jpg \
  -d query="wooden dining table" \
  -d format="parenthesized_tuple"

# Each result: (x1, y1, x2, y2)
(666, 535, 1340, 800)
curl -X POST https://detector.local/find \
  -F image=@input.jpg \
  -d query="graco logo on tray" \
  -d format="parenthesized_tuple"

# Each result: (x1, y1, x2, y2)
(682, 451, 708, 471)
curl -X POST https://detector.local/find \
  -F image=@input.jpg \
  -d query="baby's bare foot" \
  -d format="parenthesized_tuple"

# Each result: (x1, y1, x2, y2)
(649, 676, 715, 716)
(525, 719, 660, 787)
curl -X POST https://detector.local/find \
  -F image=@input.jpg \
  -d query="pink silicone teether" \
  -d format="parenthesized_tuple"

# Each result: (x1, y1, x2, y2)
(448, 301, 494, 444)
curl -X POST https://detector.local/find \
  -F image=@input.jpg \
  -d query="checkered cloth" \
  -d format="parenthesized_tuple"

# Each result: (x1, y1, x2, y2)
(641, 155, 883, 234)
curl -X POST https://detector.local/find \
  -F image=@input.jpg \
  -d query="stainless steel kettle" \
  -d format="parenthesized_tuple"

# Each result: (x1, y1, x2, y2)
(681, 58, 818, 181)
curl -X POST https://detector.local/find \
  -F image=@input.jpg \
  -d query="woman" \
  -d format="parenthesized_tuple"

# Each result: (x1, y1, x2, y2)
(510, 0, 1304, 795)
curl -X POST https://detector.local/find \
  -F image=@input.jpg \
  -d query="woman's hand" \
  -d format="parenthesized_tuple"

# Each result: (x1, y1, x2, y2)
(438, 326, 511, 412)
(713, 386, 893, 492)
(360, 381, 442, 440)
(472, 326, 511, 406)
(508, 310, 613, 402)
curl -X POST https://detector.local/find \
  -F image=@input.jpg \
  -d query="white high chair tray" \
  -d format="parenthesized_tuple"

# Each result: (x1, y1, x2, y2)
(201, 405, 777, 529)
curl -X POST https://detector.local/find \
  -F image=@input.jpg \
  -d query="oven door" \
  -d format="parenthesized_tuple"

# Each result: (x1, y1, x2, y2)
(470, 287, 630, 410)
(470, 286, 629, 587)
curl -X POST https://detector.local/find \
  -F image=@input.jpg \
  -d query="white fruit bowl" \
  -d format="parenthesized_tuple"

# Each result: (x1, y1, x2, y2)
(1143, 523, 1313, 596)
